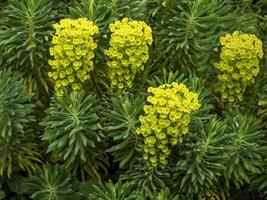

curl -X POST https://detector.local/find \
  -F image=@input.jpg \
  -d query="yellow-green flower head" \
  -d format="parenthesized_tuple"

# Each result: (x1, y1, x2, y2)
(105, 17, 153, 94)
(48, 18, 98, 96)
(136, 82, 200, 167)
(216, 31, 263, 108)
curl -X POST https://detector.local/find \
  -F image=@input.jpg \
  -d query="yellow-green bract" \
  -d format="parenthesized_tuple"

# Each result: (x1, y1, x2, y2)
(48, 18, 98, 96)
(136, 82, 200, 167)
(216, 31, 263, 108)
(105, 17, 153, 94)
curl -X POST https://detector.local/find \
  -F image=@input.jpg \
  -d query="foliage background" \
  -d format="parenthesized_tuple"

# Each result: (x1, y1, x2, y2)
(0, 0, 267, 199)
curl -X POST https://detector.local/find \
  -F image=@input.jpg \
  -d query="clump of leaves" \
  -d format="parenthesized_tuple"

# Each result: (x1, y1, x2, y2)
(104, 94, 145, 169)
(173, 116, 230, 199)
(0, 69, 35, 138)
(41, 90, 108, 180)
(24, 164, 80, 200)
(0, 69, 41, 177)
(223, 112, 265, 188)
(88, 180, 140, 200)
(0, 0, 56, 101)
(144, 187, 179, 200)
(121, 159, 172, 195)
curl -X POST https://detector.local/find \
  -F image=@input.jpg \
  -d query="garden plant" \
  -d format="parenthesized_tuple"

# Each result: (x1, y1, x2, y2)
(1, 0, 267, 199)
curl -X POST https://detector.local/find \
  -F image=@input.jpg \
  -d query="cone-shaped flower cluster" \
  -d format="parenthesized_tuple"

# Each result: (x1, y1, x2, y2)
(216, 31, 263, 108)
(105, 17, 153, 94)
(136, 82, 201, 167)
(48, 18, 98, 96)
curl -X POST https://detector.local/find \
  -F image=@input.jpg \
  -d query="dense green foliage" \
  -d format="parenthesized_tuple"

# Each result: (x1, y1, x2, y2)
(24, 164, 75, 200)
(0, 69, 41, 178)
(1, 0, 267, 199)
(41, 91, 108, 180)
(0, 0, 56, 101)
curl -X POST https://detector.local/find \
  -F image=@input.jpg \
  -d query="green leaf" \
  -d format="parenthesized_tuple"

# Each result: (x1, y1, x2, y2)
(0, 190, 5, 200)
(104, 94, 145, 169)
(0, 0, 56, 99)
(41, 90, 108, 177)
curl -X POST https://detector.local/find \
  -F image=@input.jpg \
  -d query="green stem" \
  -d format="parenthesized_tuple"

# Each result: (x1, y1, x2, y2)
(136, 68, 147, 95)
(89, 0, 95, 19)
(91, 71, 102, 97)
(110, 0, 117, 15)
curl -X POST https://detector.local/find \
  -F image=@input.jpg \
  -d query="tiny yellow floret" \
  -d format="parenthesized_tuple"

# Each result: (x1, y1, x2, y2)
(48, 18, 98, 96)
(137, 82, 200, 167)
(216, 31, 263, 108)
(105, 18, 153, 94)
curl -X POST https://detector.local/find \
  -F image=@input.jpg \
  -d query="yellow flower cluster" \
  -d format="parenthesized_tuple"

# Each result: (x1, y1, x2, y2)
(105, 17, 153, 94)
(136, 82, 201, 167)
(48, 18, 98, 96)
(216, 31, 263, 107)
